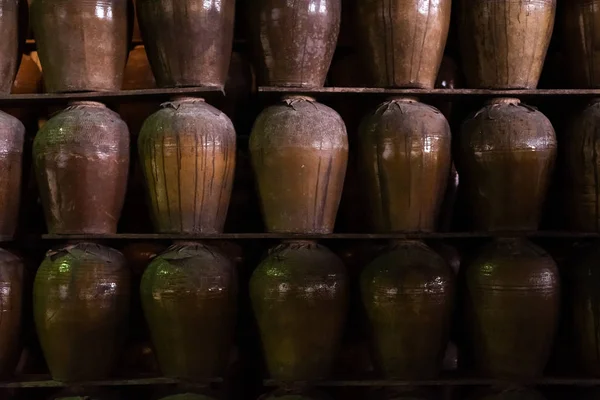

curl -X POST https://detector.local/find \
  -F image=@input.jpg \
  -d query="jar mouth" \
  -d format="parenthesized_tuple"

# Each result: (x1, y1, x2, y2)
(486, 97, 521, 106)
(282, 94, 316, 102)
(67, 100, 106, 108)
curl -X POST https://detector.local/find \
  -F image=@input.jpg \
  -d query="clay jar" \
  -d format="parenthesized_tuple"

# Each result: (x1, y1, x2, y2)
(0, 249, 23, 377)
(30, 0, 130, 92)
(361, 241, 454, 379)
(33, 101, 130, 234)
(33, 243, 130, 381)
(136, 0, 235, 88)
(252, 0, 341, 87)
(459, 0, 556, 89)
(464, 239, 560, 378)
(565, 0, 600, 88)
(141, 242, 237, 380)
(250, 96, 348, 233)
(0, 111, 24, 240)
(564, 99, 600, 231)
(358, 97, 451, 232)
(250, 241, 348, 381)
(0, 0, 22, 93)
(457, 98, 556, 231)
(138, 97, 236, 234)
(355, 0, 451, 88)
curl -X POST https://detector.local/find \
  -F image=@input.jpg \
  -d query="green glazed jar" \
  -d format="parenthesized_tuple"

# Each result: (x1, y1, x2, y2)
(250, 240, 348, 380)
(464, 238, 560, 378)
(33, 242, 130, 382)
(361, 241, 454, 379)
(141, 242, 237, 380)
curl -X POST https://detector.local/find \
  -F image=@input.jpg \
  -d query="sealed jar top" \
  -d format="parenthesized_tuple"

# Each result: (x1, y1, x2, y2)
(170, 96, 205, 103)
(486, 97, 521, 106)
(386, 96, 419, 103)
(67, 100, 107, 108)
(281, 94, 316, 102)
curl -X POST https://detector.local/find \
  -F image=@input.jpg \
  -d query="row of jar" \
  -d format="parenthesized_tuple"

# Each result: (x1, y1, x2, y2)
(1, 238, 599, 383)
(3, 94, 600, 236)
(2, 1, 600, 92)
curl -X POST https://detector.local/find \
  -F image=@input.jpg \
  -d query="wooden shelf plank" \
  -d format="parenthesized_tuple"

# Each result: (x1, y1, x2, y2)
(0, 376, 221, 388)
(258, 87, 600, 97)
(39, 232, 600, 240)
(264, 378, 600, 387)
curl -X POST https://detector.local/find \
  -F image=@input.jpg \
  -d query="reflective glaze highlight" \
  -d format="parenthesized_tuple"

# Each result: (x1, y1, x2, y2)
(136, 0, 235, 88)
(459, 0, 556, 89)
(358, 97, 451, 232)
(464, 238, 560, 378)
(457, 98, 556, 231)
(33, 243, 130, 382)
(0, 0, 21, 93)
(252, 0, 341, 87)
(250, 96, 348, 234)
(564, 99, 600, 231)
(361, 241, 454, 379)
(568, 244, 600, 376)
(0, 110, 23, 240)
(355, 0, 451, 88)
(565, 0, 600, 88)
(141, 242, 237, 380)
(250, 241, 348, 380)
(30, 0, 130, 92)
(138, 97, 236, 234)
(0, 249, 23, 377)
(33, 101, 130, 234)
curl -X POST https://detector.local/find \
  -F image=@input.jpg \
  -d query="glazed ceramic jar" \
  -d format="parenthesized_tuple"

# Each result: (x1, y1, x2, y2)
(0, 0, 23, 93)
(457, 98, 556, 231)
(136, 0, 235, 88)
(250, 96, 348, 233)
(33, 101, 130, 234)
(252, 0, 341, 87)
(30, 0, 130, 92)
(0, 111, 24, 240)
(34, 243, 130, 381)
(250, 241, 348, 380)
(358, 97, 451, 232)
(138, 97, 236, 234)
(0, 249, 23, 377)
(355, 0, 451, 88)
(459, 0, 556, 89)
(565, 0, 600, 88)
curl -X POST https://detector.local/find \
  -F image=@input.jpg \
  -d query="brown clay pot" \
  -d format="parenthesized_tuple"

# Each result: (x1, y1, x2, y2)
(251, 0, 341, 88)
(11, 51, 42, 94)
(457, 98, 556, 231)
(141, 242, 237, 380)
(30, 0, 130, 92)
(33, 101, 130, 234)
(138, 97, 236, 234)
(0, 111, 24, 240)
(33, 243, 130, 382)
(250, 96, 348, 233)
(358, 97, 451, 233)
(0, 249, 23, 377)
(464, 238, 560, 378)
(361, 241, 454, 379)
(565, 0, 600, 88)
(564, 99, 600, 231)
(0, 0, 22, 94)
(250, 241, 348, 381)
(355, 0, 451, 88)
(459, 0, 556, 89)
(568, 243, 600, 376)
(136, 0, 235, 88)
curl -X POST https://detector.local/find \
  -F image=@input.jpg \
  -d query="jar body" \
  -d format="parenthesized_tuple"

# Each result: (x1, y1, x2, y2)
(565, 0, 600, 88)
(0, 249, 23, 377)
(138, 98, 236, 234)
(33, 102, 130, 234)
(0, 111, 24, 240)
(0, 0, 21, 93)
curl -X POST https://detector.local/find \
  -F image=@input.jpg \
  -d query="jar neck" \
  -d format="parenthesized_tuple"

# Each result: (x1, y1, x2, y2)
(386, 96, 419, 103)
(282, 94, 316, 102)
(486, 97, 520, 106)
(170, 96, 205, 103)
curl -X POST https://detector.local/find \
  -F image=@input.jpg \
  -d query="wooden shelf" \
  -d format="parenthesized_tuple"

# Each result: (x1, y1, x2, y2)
(0, 87, 223, 105)
(264, 378, 600, 387)
(38, 232, 600, 241)
(0, 376, 221, 388)
(258, 87, 600, 97)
